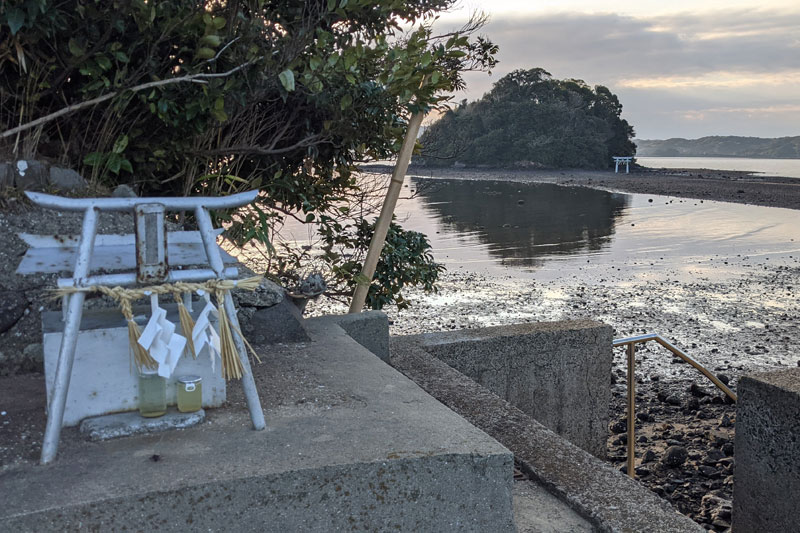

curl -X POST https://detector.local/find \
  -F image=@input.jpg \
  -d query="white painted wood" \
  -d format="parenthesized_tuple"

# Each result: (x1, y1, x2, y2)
(42, 308, 226, 427)
(16, 230, 237, 274)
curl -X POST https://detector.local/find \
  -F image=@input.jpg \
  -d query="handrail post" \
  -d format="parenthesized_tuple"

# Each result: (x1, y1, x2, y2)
(626, 342, 636, 478)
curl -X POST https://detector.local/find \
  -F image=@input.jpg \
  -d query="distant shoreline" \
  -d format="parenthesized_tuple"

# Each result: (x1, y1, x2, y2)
(363, 164, 800, 211)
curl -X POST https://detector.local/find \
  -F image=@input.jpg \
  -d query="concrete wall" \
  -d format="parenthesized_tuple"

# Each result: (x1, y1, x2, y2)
(733, 368, 800, 533)
(403, 320, 612, 458)
(390, 338, 703, 532)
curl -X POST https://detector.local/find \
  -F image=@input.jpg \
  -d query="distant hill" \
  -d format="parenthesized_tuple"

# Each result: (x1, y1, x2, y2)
(636, 136, 800, 159)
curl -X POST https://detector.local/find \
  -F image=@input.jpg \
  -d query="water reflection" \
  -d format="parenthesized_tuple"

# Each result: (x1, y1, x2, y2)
(410, 178, 629, 268)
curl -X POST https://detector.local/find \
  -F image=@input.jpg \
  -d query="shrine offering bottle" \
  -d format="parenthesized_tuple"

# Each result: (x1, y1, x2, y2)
(176, 376, 202, 413)
(138, 370, 167, 417)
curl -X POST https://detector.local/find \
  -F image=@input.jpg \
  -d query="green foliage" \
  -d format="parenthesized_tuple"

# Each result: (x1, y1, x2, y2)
(324, 218, 444, 310)
(1, 0, 495, 310)
(417, 68, 636, 169)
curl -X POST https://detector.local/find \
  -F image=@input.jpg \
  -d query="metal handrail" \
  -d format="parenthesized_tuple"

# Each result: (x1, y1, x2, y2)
(612, 333, 737, 479)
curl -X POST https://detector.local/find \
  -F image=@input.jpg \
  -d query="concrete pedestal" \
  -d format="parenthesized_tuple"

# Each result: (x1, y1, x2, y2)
(2, 317, 513, 531)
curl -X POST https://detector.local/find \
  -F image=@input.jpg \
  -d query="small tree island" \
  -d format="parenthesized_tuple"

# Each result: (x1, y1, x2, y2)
(417, 68, 636, 169)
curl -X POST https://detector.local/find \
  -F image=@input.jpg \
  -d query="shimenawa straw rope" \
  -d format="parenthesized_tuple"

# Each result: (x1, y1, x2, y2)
(53, 276, 262, 378)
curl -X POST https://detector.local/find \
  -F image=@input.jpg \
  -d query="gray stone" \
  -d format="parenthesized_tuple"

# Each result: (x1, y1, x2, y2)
(111, 184, 137, 197)
(48, 166, 88, 192)
(13, 160, 48, 190)
(662, 445, 688, 467)
(1, 317, 513, 532)
(308, 311, 389, 362)
(246, 298, 310, 344)
(234, 278, 284, 307)
(733, 368, 800, 533)
(0, 162, 12, 188)
(402, 320, 612, 458)
(21, 343, 42, 366)
(0, 290, 26, 334)
(293, 272, 326, 296)
(390, 338, 703, 532)
(79, 409, 206, 441)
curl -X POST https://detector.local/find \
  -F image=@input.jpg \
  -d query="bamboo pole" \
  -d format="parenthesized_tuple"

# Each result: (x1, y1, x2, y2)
(348, 110, 425, 313)
(627, 342, 636, 478)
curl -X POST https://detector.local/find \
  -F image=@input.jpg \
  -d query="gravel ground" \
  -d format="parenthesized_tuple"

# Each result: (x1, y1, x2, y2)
(309, 165, 800, 530)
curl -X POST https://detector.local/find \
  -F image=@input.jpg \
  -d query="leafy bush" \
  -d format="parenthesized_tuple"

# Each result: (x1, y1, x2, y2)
(1, 0, 495, 309)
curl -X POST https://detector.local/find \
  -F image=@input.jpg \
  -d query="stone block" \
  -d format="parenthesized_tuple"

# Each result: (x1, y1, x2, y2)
(308, 310, 389, 361)
(0, 162, 12, 188)
(48, 166, 88, 192)
(42, 304, 225, 426)
(403, 320, 612, 458)
(246, 298, 310, 344)
(733, 368, 800, 533)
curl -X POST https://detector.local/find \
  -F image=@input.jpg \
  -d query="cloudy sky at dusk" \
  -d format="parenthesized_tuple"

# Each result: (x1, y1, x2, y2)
(438, 1, 800, 140)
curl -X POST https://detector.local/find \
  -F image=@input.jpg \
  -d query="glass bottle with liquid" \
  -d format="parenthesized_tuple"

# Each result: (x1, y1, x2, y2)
(138, 369, 167, 418)
(176, 375, 202, 413)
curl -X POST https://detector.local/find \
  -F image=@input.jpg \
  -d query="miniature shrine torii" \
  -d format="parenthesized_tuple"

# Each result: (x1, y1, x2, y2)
(20, 190, 266, 464)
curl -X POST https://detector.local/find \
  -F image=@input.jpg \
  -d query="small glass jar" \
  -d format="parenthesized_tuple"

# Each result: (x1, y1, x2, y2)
(176, 375, 202, 413)
(139, 370, 167, 418)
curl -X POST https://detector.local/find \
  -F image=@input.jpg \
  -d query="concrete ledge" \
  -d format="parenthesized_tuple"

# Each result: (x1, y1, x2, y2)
(1, 317, 513, 531)
(307, 311, 389, 361)
(390, 338, 703, 533)
(402, 320, 612, 457)
(733, 368, 800, 533)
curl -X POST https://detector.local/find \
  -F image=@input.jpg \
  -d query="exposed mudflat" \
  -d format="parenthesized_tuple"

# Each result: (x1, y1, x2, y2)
(392, 164, 800, 211)
(310, 165, 800, 530)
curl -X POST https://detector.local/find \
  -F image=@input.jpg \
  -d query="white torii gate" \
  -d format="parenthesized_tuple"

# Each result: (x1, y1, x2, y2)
(613, 156, 632, 173)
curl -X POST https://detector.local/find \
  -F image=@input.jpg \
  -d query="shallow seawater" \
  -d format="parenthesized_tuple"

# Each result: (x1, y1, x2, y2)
(303, 177, 800, 380)
(396, 177, 800, 282)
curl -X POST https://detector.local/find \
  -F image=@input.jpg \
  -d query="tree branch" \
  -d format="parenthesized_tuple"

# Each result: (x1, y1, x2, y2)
(201, 134, 328, 156)
(0, 58, 262, 140)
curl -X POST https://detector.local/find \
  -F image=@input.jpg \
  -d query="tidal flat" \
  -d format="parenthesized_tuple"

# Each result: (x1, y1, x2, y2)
(309, 166, 800, 527)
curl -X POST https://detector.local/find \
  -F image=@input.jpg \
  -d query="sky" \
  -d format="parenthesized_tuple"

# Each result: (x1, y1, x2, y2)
(435, 1, 800, 139)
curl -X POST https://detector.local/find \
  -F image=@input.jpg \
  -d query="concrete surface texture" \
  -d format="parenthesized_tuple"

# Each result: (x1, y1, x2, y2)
(390, 337, 704, 532)
(733, 368, 800, 533)
(404, 320, 612, 458)
(513, 479, 593, 532)
(79, 408, 206, 441)
(1, 317, 514, 531)
(42, 305, 225, 426)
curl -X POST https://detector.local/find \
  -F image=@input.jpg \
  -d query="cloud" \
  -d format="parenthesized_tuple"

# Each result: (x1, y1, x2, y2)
(447, 8, 800, 137)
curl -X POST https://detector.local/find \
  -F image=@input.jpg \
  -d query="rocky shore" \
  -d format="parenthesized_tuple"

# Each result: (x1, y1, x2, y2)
(312, 165, 800, 529)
